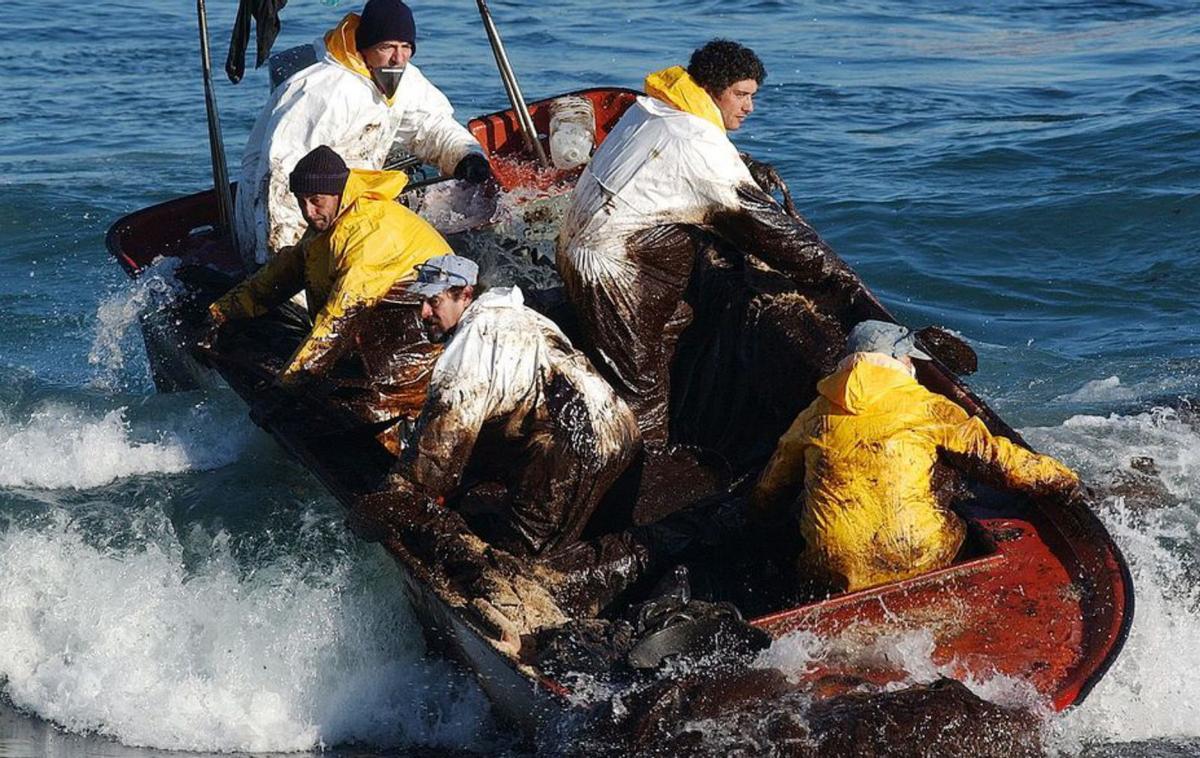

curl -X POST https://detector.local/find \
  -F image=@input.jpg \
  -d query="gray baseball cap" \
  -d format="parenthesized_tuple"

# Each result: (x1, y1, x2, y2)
(407, 255, 479, 298)
(843, 319, 931, 361)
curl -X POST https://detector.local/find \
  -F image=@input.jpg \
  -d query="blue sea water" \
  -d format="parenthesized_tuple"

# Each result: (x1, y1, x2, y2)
(0, 0, 1197, 754)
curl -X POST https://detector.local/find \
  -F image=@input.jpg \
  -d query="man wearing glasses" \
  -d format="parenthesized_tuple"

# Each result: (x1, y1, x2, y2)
(392, 256, 641, 558)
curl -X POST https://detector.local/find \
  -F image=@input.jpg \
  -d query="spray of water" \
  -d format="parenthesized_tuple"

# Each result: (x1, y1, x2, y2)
(0, 401, 251, 491)
(0, 513, 498, 753)
(1024, 403, 1200, 750)
(88, 257, 186, 390)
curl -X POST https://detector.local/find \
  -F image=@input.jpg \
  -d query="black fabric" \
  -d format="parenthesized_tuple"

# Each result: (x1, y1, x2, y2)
(453, 153, 493, 184)
(559, 223, 704, 445)
(225, 0, 289, 85)
(289, 145, 350, 195)
(356, 0, 417, 52)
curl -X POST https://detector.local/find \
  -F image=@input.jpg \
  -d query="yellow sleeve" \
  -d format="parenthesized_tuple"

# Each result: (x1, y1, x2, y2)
(749, 410, 812, 520)
(278, 224, 392, 383)
(209, 243, 305, 321)
(277, 208, 450, 383)
(933, 396, 1080, 496)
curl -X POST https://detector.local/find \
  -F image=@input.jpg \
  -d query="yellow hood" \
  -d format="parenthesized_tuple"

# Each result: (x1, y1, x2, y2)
(643, 65, 726, 133)
(816, 353, 918, 415)
(335, 168, 409, 218)
(325, 14, 398, 104)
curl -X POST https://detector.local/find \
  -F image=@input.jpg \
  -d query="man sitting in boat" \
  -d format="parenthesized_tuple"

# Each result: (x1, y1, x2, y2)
(234, 0, 492, 267)
(390, 256, 641, 557)
(750, 320, 1081, 593)
(556, 39, 856, 445)
(207, 145, 451, 388)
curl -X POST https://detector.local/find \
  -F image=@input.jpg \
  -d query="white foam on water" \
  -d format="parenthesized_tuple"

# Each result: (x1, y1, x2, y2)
(413, 179, 503, 236)
(0, 516, 494, 753)
(1056, 375, 1137, 404)
(88, 257, 184, 389)
(1022, 408, 1200, 750)
(0, 402, 249, 490)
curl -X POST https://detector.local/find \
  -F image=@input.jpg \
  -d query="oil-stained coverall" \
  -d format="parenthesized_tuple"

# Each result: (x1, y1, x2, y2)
(556, 65, 855, 443)
(398, 287, 641, 557)
(750, 353, 1080, 593)
(234, 12, 480, 265)
(212, 168, 451, 385)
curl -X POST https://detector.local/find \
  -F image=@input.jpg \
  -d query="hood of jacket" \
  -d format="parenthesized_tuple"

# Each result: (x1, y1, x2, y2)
(643, 65, 726, 133)
(324, 13, 399, 105)
(816, 352, 919, 415)
(334, 168, 410, 219)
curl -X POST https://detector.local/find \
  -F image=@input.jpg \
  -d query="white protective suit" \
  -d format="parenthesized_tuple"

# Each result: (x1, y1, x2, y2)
(557, 95, 752, 287)
(556, 68, 851, 443)
(234, 14, 480, 265)
(401, 287, 640, 556)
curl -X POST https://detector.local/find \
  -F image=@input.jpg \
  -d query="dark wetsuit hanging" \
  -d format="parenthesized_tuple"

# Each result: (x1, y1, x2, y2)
(226, 0, 289, 84)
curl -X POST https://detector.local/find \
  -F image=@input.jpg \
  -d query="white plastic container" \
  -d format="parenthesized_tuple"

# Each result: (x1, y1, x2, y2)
(548, 96, 596, 170)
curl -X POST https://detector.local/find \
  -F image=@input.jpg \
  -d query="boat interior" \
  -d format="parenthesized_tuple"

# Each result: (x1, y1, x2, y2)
(117, 189, 1014, 637)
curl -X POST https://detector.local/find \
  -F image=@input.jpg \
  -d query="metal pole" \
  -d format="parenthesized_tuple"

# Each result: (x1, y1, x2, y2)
(197, 0, 240, 253)
(475, 0, 551, 167)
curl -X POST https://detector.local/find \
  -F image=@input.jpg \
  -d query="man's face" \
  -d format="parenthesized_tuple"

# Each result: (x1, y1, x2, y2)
(360, 40, 413, 71)
(420, 287, 473, 342)
(710, 78, 758, 131)
(296, 192, 341, 232)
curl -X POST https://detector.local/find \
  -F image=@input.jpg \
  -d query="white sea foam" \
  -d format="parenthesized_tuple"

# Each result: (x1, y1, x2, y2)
(0, 517, 494, 753)
(1023, 409, 1200, 749)
(1056, 375, 1137, 404)
(0, 402, 249, 490)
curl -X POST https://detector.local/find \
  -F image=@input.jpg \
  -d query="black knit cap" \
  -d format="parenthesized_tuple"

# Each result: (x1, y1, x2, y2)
(289, 146, 350, 196)
(356, 0, 417, 53)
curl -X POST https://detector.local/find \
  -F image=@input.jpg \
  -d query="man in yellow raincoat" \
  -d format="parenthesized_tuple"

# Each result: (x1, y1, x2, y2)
(208, 145, 452, 388)
(751, 320, 1081, 593)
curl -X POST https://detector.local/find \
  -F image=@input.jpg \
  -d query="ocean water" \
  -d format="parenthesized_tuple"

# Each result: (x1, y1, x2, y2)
(0, 0, 1197, 754)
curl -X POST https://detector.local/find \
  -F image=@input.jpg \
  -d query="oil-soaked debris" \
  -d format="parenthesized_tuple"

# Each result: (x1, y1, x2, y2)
(576, 674, 1043, 757)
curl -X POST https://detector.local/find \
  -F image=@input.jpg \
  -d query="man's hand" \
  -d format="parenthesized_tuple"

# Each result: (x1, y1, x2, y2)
(740, 152, 800, 220)
(453, 153, 494, 185)
(194, 306, 228, 357)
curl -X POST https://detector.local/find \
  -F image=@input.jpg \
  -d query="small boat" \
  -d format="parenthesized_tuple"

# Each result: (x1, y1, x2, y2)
(106, 87, 1133, 739)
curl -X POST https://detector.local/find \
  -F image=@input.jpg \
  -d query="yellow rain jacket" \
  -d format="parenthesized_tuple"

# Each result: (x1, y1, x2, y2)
(212, 168, 451, 384)
(642, 66, 727, 132)
(751, 353, 1080, 593)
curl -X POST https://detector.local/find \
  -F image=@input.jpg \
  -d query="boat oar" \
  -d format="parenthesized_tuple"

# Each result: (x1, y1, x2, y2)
(196, 0, 239, 256)
(475, 0, 551, 168)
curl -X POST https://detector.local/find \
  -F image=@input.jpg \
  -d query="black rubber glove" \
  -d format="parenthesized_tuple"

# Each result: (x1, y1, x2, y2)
(740, 152, 800, 220)
(453, 152, 493, 184)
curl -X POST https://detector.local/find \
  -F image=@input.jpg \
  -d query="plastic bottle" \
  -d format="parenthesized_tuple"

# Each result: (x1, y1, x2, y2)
(548, 96, 596, 170)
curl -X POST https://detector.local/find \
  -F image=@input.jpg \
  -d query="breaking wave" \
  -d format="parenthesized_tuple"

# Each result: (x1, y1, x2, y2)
(1025, 406, 1200, 750)
(0, 515, 497, 753)
(0, 402, 249, 490)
